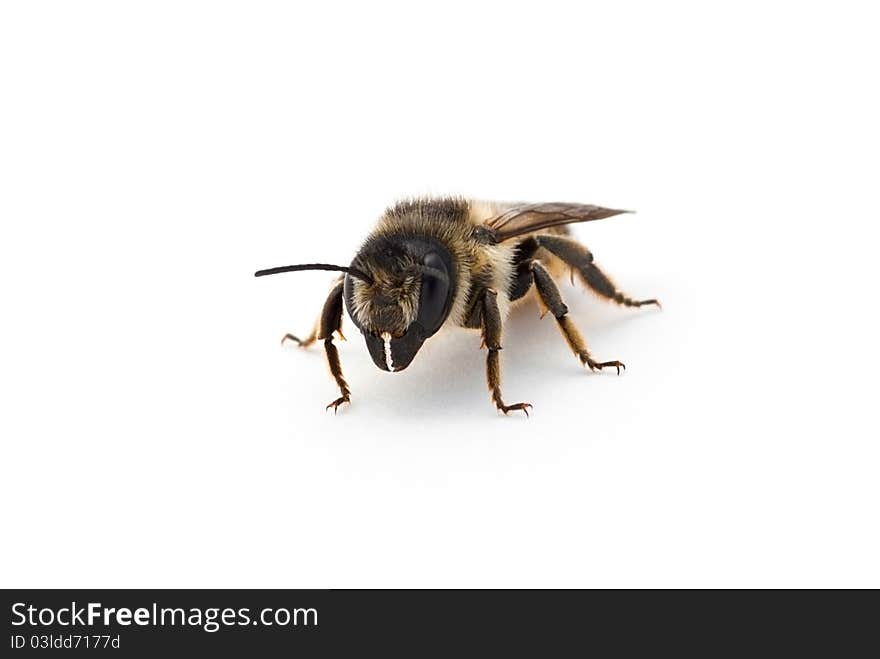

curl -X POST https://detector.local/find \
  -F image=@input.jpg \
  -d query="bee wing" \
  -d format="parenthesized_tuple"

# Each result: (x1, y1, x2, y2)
(484, 202, 630, 242)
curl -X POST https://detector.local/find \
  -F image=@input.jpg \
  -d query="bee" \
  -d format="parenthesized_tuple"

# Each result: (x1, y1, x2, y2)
(255, 197, 659, 415)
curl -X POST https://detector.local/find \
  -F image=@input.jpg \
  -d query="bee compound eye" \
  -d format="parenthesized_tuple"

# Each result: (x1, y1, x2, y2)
(416, 253, 450, 336)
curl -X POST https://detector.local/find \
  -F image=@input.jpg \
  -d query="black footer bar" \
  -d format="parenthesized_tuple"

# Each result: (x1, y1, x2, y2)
(3, 589, 874, 655)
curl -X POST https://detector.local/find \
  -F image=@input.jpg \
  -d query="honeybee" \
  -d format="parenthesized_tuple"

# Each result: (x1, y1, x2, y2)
(256, 197, 659, 415)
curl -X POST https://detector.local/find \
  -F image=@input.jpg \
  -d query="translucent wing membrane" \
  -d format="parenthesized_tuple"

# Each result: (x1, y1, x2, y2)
(485, 202, 630, 242)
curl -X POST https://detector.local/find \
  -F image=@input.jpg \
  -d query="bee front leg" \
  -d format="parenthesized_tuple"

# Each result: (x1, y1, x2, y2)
(531, 261, 625, 373)
(315, 279, 352, 412)
(481, 289, 532, 417)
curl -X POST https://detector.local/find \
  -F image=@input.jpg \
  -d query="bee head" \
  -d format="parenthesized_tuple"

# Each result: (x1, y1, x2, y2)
(344, 237, 456, 372)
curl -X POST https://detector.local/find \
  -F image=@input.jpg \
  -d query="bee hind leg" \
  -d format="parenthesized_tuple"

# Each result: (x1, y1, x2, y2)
(535, 234, 660, 309)
(530, 261, 625, 374)
(481, 289, 532, 417)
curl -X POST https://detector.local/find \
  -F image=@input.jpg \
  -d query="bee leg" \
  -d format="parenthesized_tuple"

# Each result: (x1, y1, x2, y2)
(535, 235, 661, 309)
(316, 279, 352, 412)
(482, 289, 532, 417)
(531, 261, 625, 374)
(281, 327, 317, 348)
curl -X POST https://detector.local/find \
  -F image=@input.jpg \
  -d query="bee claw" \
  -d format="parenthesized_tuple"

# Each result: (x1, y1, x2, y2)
(281, 333, 301, 346)
(325, 396, 350, 413)
(282, 332, 316, 348)
(500, 402, 532, 417)
(584, 358, 625, 375)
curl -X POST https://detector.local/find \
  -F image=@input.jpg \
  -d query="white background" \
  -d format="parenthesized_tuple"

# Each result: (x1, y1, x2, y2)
(2, 1, 878, 588)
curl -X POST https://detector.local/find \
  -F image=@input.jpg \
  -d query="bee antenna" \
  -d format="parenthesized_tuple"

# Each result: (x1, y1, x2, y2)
(254, 263, 374, 284)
